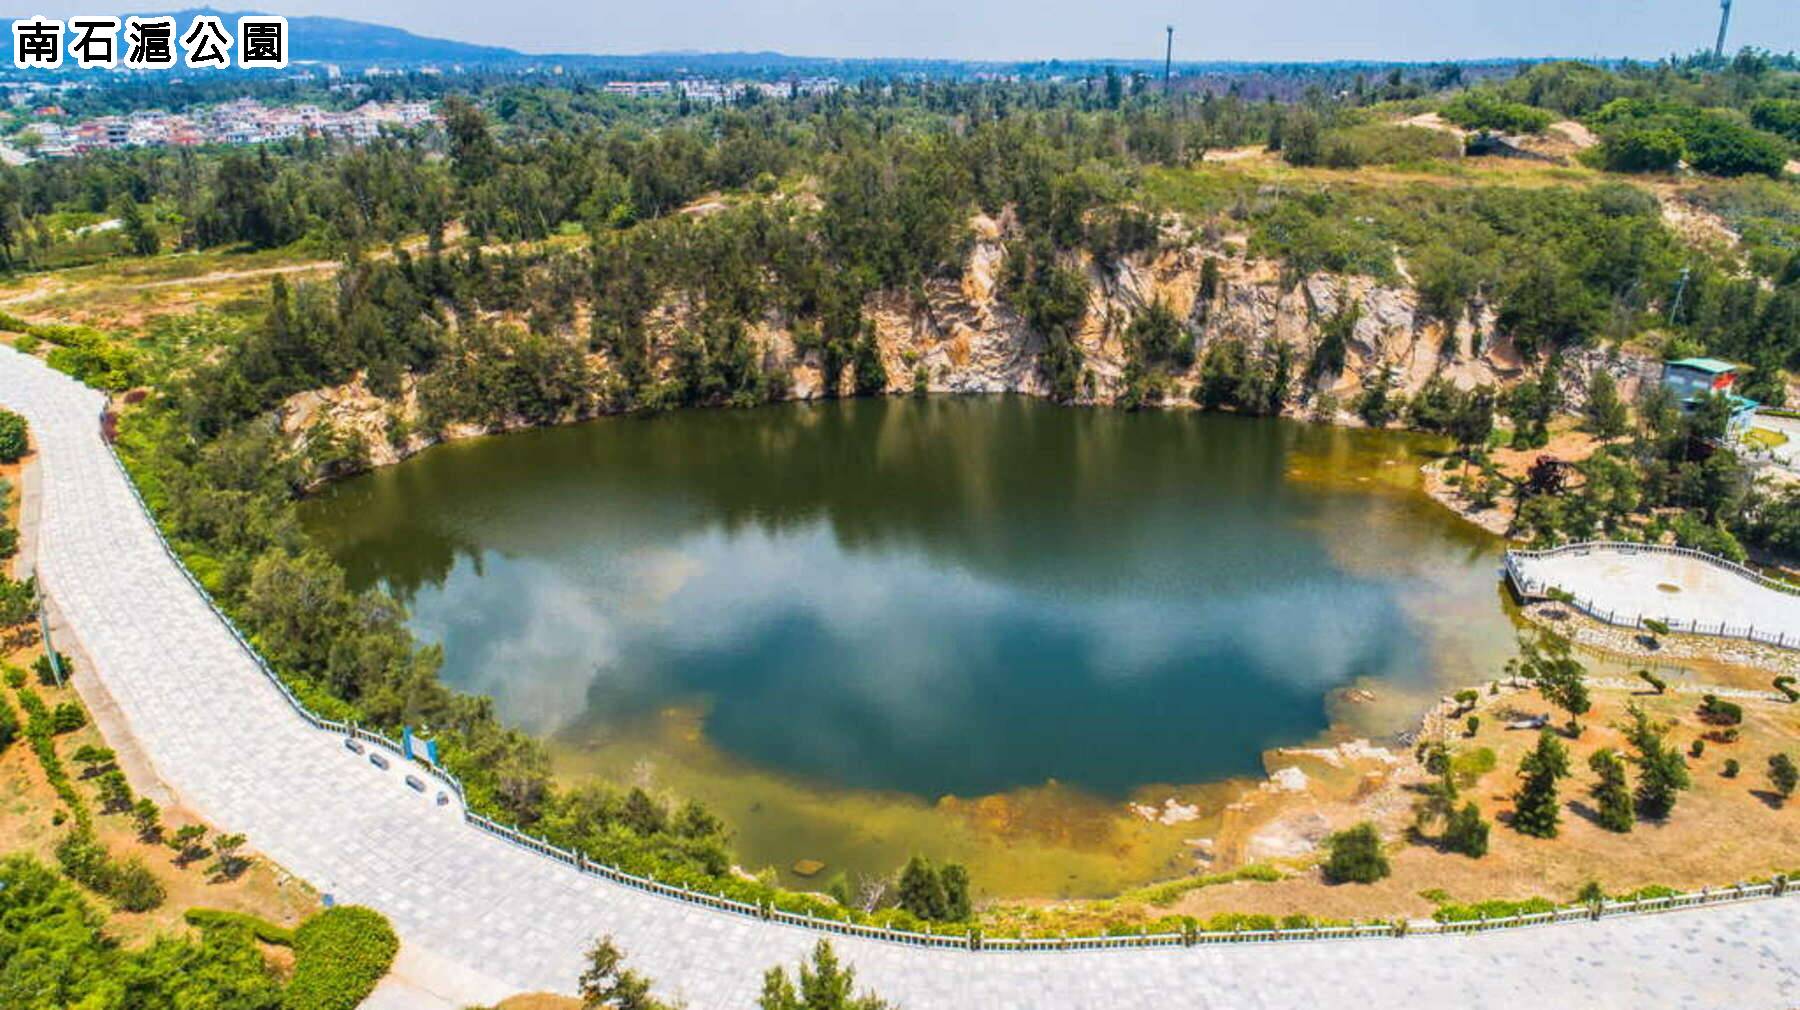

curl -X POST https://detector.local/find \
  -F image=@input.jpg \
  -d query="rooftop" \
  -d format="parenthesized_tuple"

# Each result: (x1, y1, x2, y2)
(1666, 357, 1739, 374)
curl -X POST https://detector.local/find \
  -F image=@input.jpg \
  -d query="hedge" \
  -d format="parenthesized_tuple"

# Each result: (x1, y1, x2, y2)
(186, 906, 298, 946)
(282, 905, 399, 1010)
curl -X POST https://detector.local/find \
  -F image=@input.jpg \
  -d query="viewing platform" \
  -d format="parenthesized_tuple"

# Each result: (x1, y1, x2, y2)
(1505, 542, 1800, 649)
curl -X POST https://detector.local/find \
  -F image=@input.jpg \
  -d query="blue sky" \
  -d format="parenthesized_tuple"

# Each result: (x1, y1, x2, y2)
(23, 1, 1800, 61)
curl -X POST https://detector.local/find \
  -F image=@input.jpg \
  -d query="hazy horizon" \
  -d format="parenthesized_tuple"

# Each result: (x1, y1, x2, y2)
(12, 1, 1800, 64)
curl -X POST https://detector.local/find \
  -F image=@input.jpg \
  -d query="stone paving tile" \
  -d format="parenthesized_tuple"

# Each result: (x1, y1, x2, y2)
(4, 344, 1798, 1010)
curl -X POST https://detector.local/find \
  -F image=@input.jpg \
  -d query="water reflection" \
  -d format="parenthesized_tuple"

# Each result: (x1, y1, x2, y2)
(302, 397, 1512, 799)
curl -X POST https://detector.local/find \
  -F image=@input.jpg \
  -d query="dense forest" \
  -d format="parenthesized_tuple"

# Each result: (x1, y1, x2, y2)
(2, 49, 1800, 925)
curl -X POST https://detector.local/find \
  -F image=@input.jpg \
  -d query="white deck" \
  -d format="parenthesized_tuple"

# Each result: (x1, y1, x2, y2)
(1511, 547, 1800, 642)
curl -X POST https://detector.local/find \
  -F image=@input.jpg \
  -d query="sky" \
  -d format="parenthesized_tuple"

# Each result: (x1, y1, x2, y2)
(19, 0, 1800, 62)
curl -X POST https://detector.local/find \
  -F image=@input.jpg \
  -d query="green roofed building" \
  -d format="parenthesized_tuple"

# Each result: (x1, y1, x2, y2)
(1661, 357, 1758, 434)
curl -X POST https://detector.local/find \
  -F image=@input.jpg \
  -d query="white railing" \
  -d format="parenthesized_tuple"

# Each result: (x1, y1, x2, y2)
(1507, 540, 1800, 597)
(1505, 543, 1800, 652)
(83, 409, 1800, 950)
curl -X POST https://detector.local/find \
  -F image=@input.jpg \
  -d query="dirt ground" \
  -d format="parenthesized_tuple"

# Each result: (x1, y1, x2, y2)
(1424, 420, 1607, 535)
(1168, 680, 1800, 923)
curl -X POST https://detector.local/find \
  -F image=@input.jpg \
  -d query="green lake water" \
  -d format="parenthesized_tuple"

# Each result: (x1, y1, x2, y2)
(301, 396, 1527, 894)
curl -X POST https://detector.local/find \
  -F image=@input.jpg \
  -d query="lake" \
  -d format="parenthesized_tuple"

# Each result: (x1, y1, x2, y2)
(301, 396, 1523, 896)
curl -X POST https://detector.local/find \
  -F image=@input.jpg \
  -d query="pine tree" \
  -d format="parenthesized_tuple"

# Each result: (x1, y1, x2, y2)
(1512, 729, 1570, 838)
(759, 941, 889, 1010)
(1624, 704, 1691, 820)
(1588, 747, 1635, 832)
(1583, 369, 1630, 439)
(897, 856, 947, 921)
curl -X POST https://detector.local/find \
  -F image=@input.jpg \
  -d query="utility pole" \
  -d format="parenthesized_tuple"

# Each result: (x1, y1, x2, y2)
(1164, 25, 1174, 93)
(1713, 0, 1732, 62)
(1669, 266, 1691, 325)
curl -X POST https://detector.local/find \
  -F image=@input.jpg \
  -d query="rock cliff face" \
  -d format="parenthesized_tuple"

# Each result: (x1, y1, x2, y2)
(281, 214, 1663, 473)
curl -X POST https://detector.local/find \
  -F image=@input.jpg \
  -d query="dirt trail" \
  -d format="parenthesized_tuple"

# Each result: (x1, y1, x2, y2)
(0, 259, 340, 307)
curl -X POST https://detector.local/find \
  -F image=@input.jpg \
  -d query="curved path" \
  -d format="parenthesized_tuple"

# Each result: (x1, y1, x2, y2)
(4, 343, 1797, 1009)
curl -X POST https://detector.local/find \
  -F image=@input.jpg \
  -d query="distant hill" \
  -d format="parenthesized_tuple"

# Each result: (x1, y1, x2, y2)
(0, 8, 524, 68)
(0, 10, 1547, 84)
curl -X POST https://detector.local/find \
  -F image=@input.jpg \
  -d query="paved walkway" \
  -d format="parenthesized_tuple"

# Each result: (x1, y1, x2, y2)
(1511, 546, 1800, 642)
(4, 344, 1798, 1009)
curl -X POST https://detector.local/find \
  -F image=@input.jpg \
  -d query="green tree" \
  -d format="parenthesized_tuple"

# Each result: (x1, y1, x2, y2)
(578, 936, 672, 1010)
(169, 823, 209, 867)
(1582, 370, 1630, 439)
(1512, 729, 1570, 838)
(1770, 753, 1798, 803)
(1442, 801, 1490, 858)
(940, 862, 971, 922)
(209, 832, 249, 879)
(95, 769, 132, 814)
(1517, 632, 1591, 734)
(117, 198, 160, 256)
(131, 796, 161, 842)
(758, 940, 891, 1010)
(1588, 747, 1635, 832)
(1623, 703, 1691, 820)
(1322, 822, 1389, 883)
(897, 855, 948, 920)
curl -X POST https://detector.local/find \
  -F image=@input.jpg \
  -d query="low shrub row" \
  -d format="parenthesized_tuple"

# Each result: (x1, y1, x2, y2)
(283, 905, 400, 1010)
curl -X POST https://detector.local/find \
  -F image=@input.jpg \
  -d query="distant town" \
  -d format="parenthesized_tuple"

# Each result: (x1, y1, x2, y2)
(10, 96, 437, 158)
(0, 73, 846, 160)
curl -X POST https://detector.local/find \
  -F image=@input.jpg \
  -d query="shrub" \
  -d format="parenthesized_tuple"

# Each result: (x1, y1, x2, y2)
(1598, 127, 1685, 173)
(283, 906, 400, 1010)
(1697, 694, 1743, 726)
(1682, 115, 1788, 178)
(1322, 822, 1389, 884)
(1432, 896, 1555, 923)
(0, 409, 26, 463)
(0, 692, 17, 753)
(1442, 802, 1490, 858)
(1465, 715, 1481, 737)
(109, 856, 166, 912)
(50, 701, 87, 734)
(1723, 758, 1740, 778)
(1636, 669, 1666, 694)
(1319, 123, 1461, 168)
(34, 653, 71, 686)
(1689, 739, 1705, 759)
(1775, 676, 1798, 703)
(1440, 91, 1554, 133)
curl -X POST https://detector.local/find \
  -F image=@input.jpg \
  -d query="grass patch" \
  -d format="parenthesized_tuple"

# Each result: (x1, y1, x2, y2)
(1744, 427, 1789, 450)
(1117, 863, 1285, 907)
